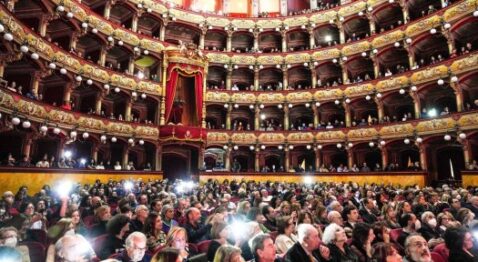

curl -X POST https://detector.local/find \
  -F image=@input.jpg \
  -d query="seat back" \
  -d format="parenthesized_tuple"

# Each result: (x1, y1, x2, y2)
(430, 251, 446, 262)
(269, 231, 279, 242)
(390, 228, 403, 244)
(91, 234, 109, 256)
(197, 240, 212, 253)
(432, 243, 449, 261)
(26, 229, 48, 246)
(20, 241, 46, 262)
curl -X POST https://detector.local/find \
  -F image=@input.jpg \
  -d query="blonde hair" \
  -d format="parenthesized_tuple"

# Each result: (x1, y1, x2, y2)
(213, 245, 243, 262)
(165, 227, 188, 247)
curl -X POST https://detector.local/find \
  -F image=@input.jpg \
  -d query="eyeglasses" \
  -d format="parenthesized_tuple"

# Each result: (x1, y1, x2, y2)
(408, 241, 428, 249)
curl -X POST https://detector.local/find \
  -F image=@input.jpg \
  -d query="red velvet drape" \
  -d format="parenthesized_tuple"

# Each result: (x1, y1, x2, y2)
(194, 72, 203, 123)
(165, 65, 204, 125)
(165, 69, 179, 123)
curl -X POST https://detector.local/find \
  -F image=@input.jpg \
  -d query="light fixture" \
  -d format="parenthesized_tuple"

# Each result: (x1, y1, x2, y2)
(406, 38, 412, 44)
(111, 136, 117, 143)
(324, 35, 332, 42)
(361, 52, 367, 57)
(334, 99, 340, 105)
(399, 88, 405, 94)
(394, 42, 400, 47)
(82, 132, 89, 139)
(3, 33, 13, 41)
(223, 104, 229, 108)
(40, 125, 48, 133)
(81, 22, 88, 29)
(451, 76, 458, 82)
(372, 49, 378, 54)
(260, 145, 266, 150)
(128, 138, 135, 144)
(259, 104, 264, 109)
(380, 140, 386, 146)
(277, 104, 283, 109)
(75, 75, 82, 82)
(118, 40, 124, 46)
(315, 102, 321, 107)
(376, 93, 382, 98)
(141, 93, 147, 99)
(277, 144, 283, 150)
(139, 139, 145, 145)
(11, 117, 20, 125)
(416, 137, 423, 143)
(411, 85, 418, 92)
(345, 98, 351, 104)
(0, 24, 4, 33)
(260, 114, 266, 120)
(305, 103, 310, 108)
(22, 120, 31, 129)
(347, 142, 353, 148)
(107, 36, 114, 42)
(233, 104, 239, 109)
(444, 23, 451, 29)
(104, 84, 110, 90)
(459, 132, 467, 139)
(337, 143, 342, 148)
(114, 87, 120, 93)
(60, 68, 67, 74)
(249, 145, 255, 150)
(474, 10, 478, 17)
(86, 79, 93, 85)
(53, 127, 61, 134)
(427, 108, 438, 118)
(249, 104, 254, 109)
(92, 28, 98, 34)
(48, 62, 56, 69)
(444, 134, 451, 141)
(20, 45, 29, 53)
(404, 138, 410, 144)
(317, 145, 322, 149)
(288, 103, 293, 108)
(70, 130, 77, 138)
(359, 11, 364, 16)
(365, 95, 371, 100)
(289, 145, 294, 150)
(66, 12, 74, 18)
(233, 145, 239, 150)
(100, 135, 107, 142)
(430, 28, 437, 34)
(31, 53, 39, 60)
(369, 142, 375, 147)
(56, 5, 65, 12)
(306, 145, 312, 150)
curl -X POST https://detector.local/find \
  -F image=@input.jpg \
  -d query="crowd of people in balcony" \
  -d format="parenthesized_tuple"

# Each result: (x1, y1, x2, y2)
(1, 174, 478, 261)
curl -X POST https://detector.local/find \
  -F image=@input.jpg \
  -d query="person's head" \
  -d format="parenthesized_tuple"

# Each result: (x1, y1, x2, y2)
(444, 226, 474, 252)
(404, 234, 431, 262)
(298, 211, 313, 224)
(165, 227, 188, 250)
(437, 212, 454, 228)
(327, 210, 343, 226)
(106, 214, 130, 238)
(211, 222, 229, 240)
(372, 242, 403, 262)
(0, 227, 18, 247)
(352, 222, 375, 245)
(251, 234, 275, 262)
(186, 207, 202, 224)
(363, 198, 375, 210)
(399, 201, 412, 214)
(262, 205, 275, 220)
(277, 216, 294, 235)
(161, 205, 175, 220)
(69, 209, 81, 225)
(135, 205, 149, 221)
(448, 197, 461, 209)
(297, 223, 320, 252)
(373, 222, 391, 243)
(151, 247, 182, 262)
(213, 245, 244, 262)
(125, 232, 147, 262)
(95, 205, 111, 221)
(2, 191, 14, 205)
(399, 213, 419, 231)
(420, 211, 436, 229)
(144, 213, 163, 236)
(342, 205, 359, 223)
(237, 201, 251, 215)
(151, 199, 163, 213)
(457, 208, 475, 225)
(19, 201, 35, 216)
(322, 223, 346, 245)
(55, 234, 94, 262)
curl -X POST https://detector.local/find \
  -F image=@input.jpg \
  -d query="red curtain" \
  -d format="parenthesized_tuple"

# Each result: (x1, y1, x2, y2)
(165, 64, 204, 125)
(165, 69, 179, 123)
(194, 72, 203, 123)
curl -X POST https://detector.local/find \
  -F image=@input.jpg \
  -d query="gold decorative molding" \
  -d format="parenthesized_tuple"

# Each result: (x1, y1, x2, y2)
(415, 118, 456, 134)
(230, 133, 257, 144)
(347, 128, 378, 140)
(257, 93, 285, 103)
(410, 65, 449, 85)
(258, 133, 286, 144)
(287, 132, 314, 143)
(316, 131, 346, 142)
(443, 0, 478, 22)
(379, 123, 415, 139)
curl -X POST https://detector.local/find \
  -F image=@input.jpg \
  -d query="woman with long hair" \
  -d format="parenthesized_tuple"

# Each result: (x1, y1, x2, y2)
(144, 212, 167, 251)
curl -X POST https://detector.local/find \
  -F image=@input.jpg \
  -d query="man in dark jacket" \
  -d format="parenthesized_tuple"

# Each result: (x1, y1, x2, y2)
(284, 224, 330, 262)
(359, 198, 378, 224)
(184, 207, 211, 243)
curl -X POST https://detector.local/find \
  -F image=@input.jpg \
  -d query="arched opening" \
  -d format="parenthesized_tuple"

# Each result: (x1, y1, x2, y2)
(407, 0, 441, 20)
(204, 30, 227, 51)
(106, 46, 134, 73)
(313, 25, 340, 47)
(0, 131, 26, 164)
(13, 0, 48, 32)
(321, 144, 347, 169)
(286, 30, 310, 51)
(258, 32, 281, 53)
(46, 19, 77, 51)
(231, 32, 254, 52)
(39, 73, 70, 107)
(231, 68, 254, 90)
(206, 66, 227, 89)
(162, 145, 199, 180)
(231, 147, 254, 172)
(134, 55, 161, 82)
(316, 102, 345, 128)
(132, 96, 159, 124)
(412, 34, 449, 67)
(263, 153, 282, 172)
(32, 136, 61, 164)
(343, 17, 370, 42)
(451, 17, 478, 54)
(315, 61, 342, 87)
(258, 67, 283, 90)
(102, 90, 130, 120)
(376, 47, 410, 77)
(386, 139, 421, 170)
(206, 104, 227, 129)
(259, 106, 284, 131)
(373, 2, 405, 33)
(287, 66, 311, 89)
(290, 146, 315, 171)
(289, 105, 314, 130)
(76, 33, 106, 64)
(231, 106, 254, 131)
(344, 56, 374, 82)
(165, 23, 201, 46)
(349, 98, 378, 126)
(72, 83, 102, 114)
(110, 3, 135, 29)
(353, 143, 382, 171)
(382, 91, 416, 122)
(137, 14, 162, 37)
(3, 57, 42, 96)
(204, 147, 226, 170)
(426, 136, 465, 182)
(418, 83, 457, 116)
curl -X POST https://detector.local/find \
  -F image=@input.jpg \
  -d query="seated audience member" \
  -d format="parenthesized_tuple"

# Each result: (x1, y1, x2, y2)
(164, 227, 191, 260)
(144, 212, 167, 251)
(403, 234, 432, 262)
(350, 222, 375, 262)
(274, 216, 297, 254)
(8, 201, 47, 239)
(89, 205, 112, 238)
(323, 223, 358, 262)
(284, 223, 330, 262)
(444, 226, 478, 262)
(161, 205, 179, 234)
(262, 205, 277, 232)
(397, 213, 419, 248)
(207, 221, 229, 262)
(113, 232, 151, 262)
(214, 245, 244, 262)
(150, 247, 182, 262)
(371, 242, 403, 262)
(359, 198, 378, 224)
(0, 227, 30, 262)
(184, 207, 212, 243)
(130, 205, 149, 233)
(54, 234, 96, 262)
(98, 214, 130, 260)
(251, 233, 277, 262)
(417, 211, 443, 244)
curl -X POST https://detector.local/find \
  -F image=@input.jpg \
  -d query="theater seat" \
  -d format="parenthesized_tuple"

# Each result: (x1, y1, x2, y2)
(91, 234, 109, 257)
(197, 240, 212, 253)
(83, 215, 96, 228)
(390, 228, 403, 244)
(269, 231, 279, 242)
(26, 229, 48, 246)
(21, 241, 46, 262)
(432, 243, 449, 261)
(430, 251, 445, 262)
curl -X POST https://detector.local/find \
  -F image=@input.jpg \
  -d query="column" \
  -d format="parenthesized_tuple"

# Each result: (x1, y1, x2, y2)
(280, 0, 288, 16)
(128, 58, 135, 75)
(99, 47, 107, 67)
(340, 62, 349, 84)
(199, 31, 206, 50)
(226, 31, 233, 52)
(252, 0, 260, 17)
(381, 148, 388, 169)
(344, 103, 352, 127)
(39, 17, 49, 37)
(254, 68, 259, 91)
(6, 0, 14, 11)
(92, 144, 99, 162)
(310, 64, 317, 88)
(450, 82, 464, 112)
(284, 148, 290, 172)
(367, 14, 376, 35)
(338, 23, 345, 44)
(226, 69, 232, 90)
(253, 32, 259, 51)
(315, 149, 321, 170)
(444, 32, 455, 55)
(347, 149, 354, 168)
(376, 99, 384, 122)
(405, 45, 415, 69)
(22, 137, 33, 159)
(69, 34, 78, 51)
(308, 28, 315, 49)
(282, 68, 288, 89)
(281, 30, 287, 52)
(419, 144, 428, 171)
(125, 98, 132, 121)
(95, 94, 103, 114)
(401, 3, 409, 23)
(63, 83, 72, 107)
(410, 92, 421, 118)
(372, 56, 380, 79)
(32, 72, 42, 97)
(225, 149, 231, 171)
(462, 140, 472, 168)
(160, 22, 168, 42)
(122, 148, 129, 168)
(255, 149, 260, 172)
(254, 106, 260, 130)
(155, 144, 162, 171)
(0, 62, 5, 78)
(131, 14, 139, 32)
(104, 1, 112, 20)
(312, 105, 319, 127)
(284, 105, 289, 130)
(226, 105, 232, 129)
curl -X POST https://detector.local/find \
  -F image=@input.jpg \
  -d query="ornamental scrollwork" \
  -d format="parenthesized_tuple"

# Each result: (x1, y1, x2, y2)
(231, 133, 257, 144)
(258, 133, 286, 144)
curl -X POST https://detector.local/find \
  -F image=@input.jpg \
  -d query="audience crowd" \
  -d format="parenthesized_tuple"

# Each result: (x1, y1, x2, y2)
(1, 177, 478, 261)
